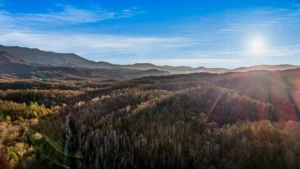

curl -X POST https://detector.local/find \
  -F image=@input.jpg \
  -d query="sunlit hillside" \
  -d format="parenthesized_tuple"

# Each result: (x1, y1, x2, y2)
(1, 69, 300, 169)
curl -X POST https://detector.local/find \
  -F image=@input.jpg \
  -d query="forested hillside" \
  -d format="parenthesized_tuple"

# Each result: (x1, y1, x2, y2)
(1, 69, 300, 169)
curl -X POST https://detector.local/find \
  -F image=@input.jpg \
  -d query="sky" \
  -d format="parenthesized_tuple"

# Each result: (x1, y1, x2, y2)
(0, 0, 300, 68)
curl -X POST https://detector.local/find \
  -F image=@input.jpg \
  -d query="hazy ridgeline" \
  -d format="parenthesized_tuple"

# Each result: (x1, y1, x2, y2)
(1, 69, 300, 169)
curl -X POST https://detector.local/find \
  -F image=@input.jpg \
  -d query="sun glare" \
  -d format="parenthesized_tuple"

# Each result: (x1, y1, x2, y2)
(248, 36, 267, 55)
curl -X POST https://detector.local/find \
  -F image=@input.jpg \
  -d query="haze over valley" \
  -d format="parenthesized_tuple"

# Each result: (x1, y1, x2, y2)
(0, 45, 299, 80)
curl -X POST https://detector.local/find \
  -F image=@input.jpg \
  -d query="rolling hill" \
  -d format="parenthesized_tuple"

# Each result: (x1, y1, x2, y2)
(1, 67, 300, 169)
(64, 68, 300, 169)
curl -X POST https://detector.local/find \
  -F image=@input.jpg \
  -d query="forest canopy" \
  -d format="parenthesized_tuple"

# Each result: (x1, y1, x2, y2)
(1, 69, 300, 169)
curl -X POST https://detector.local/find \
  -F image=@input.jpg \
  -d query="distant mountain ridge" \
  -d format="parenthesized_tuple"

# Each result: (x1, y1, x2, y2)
(0, 51, 170, 80)
(0, 45, 114, 68)
(0, 45, 299, 74)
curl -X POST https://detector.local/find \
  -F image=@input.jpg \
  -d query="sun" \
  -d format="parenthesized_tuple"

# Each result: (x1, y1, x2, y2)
(248, 36, 267, 55)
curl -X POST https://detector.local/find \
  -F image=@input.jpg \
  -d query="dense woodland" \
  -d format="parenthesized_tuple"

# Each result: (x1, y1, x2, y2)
(1, 69, 300, 169)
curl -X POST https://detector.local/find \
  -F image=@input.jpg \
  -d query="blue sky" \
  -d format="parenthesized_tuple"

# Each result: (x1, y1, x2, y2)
(0, 0, 300, 68)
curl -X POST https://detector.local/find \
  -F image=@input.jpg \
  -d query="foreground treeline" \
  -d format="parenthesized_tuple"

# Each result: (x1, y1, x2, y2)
(1, 70, 300, 169)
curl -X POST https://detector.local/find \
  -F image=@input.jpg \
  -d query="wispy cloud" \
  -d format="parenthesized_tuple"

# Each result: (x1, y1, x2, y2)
(254, 6, 300, 24)
(218, 28, 243, 33)
(0, 28, 299, 68)
(253, 8, 288, 15)
(0, 5, 144, 25)
(0, 30, 190, 58)
(0, 29, 242, 67)
(0, 4, 299, 68)
(217, 5, 300, 35)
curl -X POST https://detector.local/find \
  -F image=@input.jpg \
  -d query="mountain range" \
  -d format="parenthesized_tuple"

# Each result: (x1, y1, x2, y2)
(0, 50, 170, 80)
(0, 44, 299, 79)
